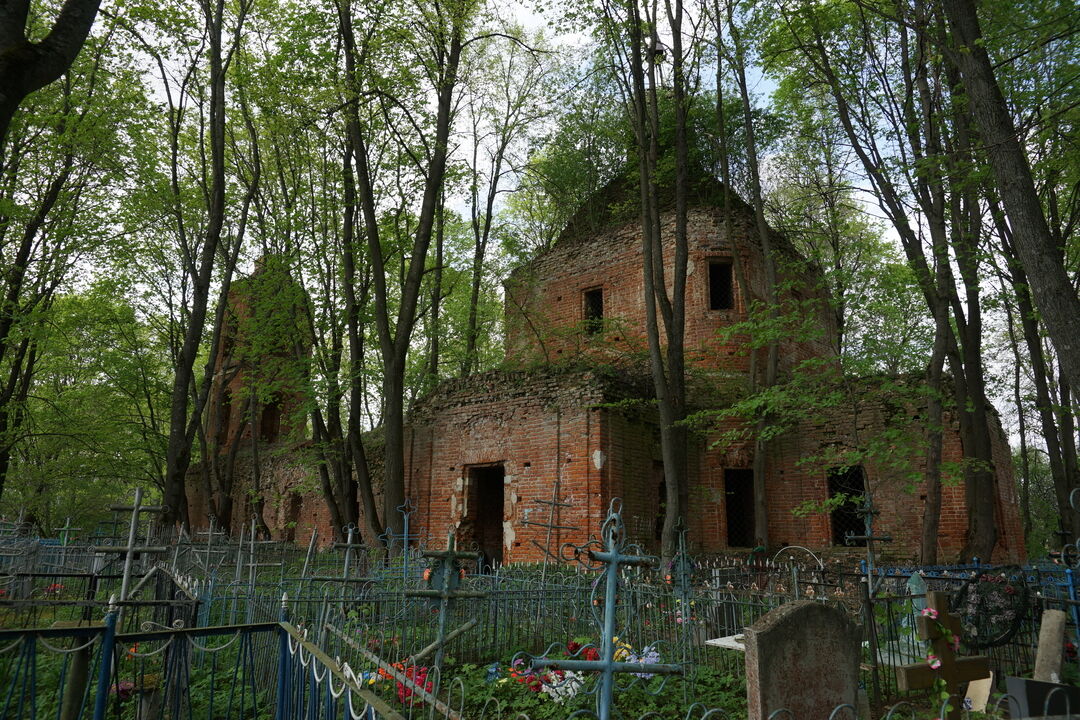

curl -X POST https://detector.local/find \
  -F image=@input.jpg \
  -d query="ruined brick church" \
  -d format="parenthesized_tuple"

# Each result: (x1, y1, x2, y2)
(191, 175, 1025, 563)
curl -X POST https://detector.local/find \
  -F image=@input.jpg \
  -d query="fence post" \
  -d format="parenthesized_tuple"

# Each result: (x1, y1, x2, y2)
(1066, 569, 1079, 643)
(860, 579, 882, 706)
(92, 596, 118, 720)
(276, 593, 290, 720)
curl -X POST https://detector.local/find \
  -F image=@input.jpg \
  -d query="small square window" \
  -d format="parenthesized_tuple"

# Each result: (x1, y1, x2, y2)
(583, 288, 603, 335)
(709, 261, 733, 310)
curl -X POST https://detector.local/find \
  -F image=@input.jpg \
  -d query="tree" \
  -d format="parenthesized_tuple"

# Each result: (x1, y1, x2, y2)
(125, 0, 255, 530)
(0, 0, 100, 152)
(460, 29, 549, 376)
(338, 0, 473, 546)
(0, 13, 145, 504)
(719, 0, 783, 548)
(941, 0, 1080, 396)
(766, 0, 1005, 560)
(501, 58, 626, 258)
(595, 0, 699, 559)
(1, 286, 169, 532)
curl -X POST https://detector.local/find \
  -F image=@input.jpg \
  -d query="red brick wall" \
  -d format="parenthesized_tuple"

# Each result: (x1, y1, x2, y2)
(188, 195, 1026, 566)
(504, 206, 837, 380)
(206, 260, 310, 453)
(404, 370, 613, 561)
(400, 369, 1025, 563)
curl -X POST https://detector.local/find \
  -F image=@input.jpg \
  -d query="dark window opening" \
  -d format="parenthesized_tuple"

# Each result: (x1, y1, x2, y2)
(260, 396, 282, 443)
(584, 288, 604, 335)
(465, 464, 505, 570)
(828, 465, 866, 546)
(709, 261, 734, 310)
(724, 469, 755, 547)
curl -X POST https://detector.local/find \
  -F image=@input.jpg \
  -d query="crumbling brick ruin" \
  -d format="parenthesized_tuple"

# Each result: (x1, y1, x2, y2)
(402, 176, 1024, 563)
(190, 178, 1025, 563)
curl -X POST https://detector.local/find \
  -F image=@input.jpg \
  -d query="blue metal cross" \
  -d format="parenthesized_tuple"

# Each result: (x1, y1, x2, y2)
(529, 500, 682, 720)
(404, 532, 486, 670)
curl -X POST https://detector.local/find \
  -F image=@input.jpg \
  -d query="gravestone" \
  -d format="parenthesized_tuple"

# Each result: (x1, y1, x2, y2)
(745, 600, 861, 720)
(1034, 609, 1067, 683)
(907, 573, 928, 613)
(1005, 676, 1080, 718)
(965, 671, 993, 712)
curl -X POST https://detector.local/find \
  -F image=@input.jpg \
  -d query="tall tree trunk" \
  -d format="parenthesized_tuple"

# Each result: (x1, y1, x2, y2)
(338, 0, 465, 548)
(1004, 296, 1032, 543)
(1059, 371, 1079, 520)
(946, 93, 997, 561)
(607, 0, 690, 560)
(941, 0, 1080, 394)
(162, 0, 246, 528)
(341, 141, 381, 541)
(430, 193, 444, 380)
(997, 221, 1072, 540)
(728, 8, 777, 548)
(920, 264, 950, 565)
(783, 3, 999, 559)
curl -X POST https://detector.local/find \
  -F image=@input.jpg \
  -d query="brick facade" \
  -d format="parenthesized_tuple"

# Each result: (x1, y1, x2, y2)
(403, 176, 1025, 563)
(188, 179, 1026, 564)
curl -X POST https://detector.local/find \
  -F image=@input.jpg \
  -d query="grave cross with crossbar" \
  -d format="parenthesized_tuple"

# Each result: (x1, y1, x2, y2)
(531, 500, 682, 720)
(895, 590, 990, 720)
(404, 532, 486, 669)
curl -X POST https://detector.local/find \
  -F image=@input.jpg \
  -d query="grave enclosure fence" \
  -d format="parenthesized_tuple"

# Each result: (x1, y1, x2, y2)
(0, 498, 1076, 719)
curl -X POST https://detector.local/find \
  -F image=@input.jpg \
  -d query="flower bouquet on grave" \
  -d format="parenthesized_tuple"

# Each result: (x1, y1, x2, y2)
(493, 501, 687, 717)
(377, 662, 432, 707)
(507, 656, 585, 703)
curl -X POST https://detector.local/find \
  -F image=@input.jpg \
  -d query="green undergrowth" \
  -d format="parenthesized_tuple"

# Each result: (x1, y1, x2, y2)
(427, 660, 748, 718)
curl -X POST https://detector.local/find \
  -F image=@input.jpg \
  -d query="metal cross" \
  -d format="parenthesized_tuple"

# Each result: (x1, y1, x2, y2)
(332, 524, 366, 598)
(404, 532, 486, 669)
(531, 500, 683, 720)
(190, 516, 228, 572)
(846, 493, 892, 594)
(245, 516, 283, 593)
(521, 481, 581, 622)
(90, 488, 168, 622)
(377, 500, 419, 581)
(521, 481, 580, 564)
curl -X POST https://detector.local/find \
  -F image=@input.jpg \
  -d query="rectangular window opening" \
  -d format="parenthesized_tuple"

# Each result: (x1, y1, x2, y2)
(828, 465, 866, 546)
(709, 261, 734, 310)
(584, 287, 604, 335)
(260, 395, 282, 443)
(724, 468, 755, 547)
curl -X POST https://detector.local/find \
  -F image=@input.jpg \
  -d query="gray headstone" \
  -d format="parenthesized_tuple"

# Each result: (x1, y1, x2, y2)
(746, 600, 862, 720)
(907, 573, 928, 614)
(902, 573, 928, 633)
(1034, 610, 1068, 683)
